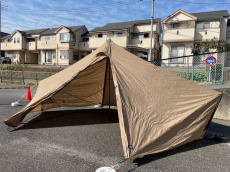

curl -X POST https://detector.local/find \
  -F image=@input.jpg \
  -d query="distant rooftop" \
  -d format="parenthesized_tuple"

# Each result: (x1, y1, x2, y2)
(0, 32, 10, 39)
(191, 10, 229, 22)
(91, 19, 161, 32)
(41, 25, 84, 35)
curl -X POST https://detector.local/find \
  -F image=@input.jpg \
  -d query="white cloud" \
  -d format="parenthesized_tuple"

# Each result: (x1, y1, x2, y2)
(1, 0, 229, 33)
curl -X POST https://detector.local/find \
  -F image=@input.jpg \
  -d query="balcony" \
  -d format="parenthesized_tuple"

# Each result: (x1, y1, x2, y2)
(37, 40, 57, 49)
(163, 28, 195, 43)
(79, 42, 90, 51)
(195, 28, 220, 41)
(26, 41, 36, 50)
(89, 36, 128, 49)
(0, 42, 22, 50)
(131, 38, 154, 49)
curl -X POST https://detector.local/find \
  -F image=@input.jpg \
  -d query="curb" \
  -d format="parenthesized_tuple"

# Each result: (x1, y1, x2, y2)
(0, 87, 28, 89)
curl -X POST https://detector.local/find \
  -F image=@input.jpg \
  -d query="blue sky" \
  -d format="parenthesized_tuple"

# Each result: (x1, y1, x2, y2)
(1, 0, 230, 33)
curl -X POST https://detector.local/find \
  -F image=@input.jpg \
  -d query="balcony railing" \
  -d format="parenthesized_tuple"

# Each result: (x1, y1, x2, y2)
(0, 42, 22, 50)
(26, 42, 36, 50)
(163, 28, 195, 42)
(131, 38, 154, 48)
(37, 40, 57, 49)
(89, 36, 128, 48)
(79, 42, 90, 51)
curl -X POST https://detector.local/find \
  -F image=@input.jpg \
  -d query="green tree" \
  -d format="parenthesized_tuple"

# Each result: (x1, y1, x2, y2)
(191, 37, 226, 55)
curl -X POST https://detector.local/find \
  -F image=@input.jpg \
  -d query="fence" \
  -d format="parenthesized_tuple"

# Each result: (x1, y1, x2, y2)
(1, 51, 230, 88)
(153, 51, 230, 88)
(0, 70, 56, 85)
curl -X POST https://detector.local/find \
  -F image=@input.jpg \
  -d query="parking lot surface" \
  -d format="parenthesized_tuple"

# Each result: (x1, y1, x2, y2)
(0, 84, 229, 172)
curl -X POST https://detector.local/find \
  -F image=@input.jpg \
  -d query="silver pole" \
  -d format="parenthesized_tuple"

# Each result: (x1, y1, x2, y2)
(148, 0, 154, 62)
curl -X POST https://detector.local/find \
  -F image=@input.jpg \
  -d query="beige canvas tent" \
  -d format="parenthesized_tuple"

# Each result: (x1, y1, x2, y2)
(5, 41, 222, 159)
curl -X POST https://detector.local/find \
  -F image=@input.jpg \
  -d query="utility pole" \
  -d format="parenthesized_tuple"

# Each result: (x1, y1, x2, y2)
(74, 14, 76, 25)
(35, 19, 39, 29)
(148, 0, 155, 62)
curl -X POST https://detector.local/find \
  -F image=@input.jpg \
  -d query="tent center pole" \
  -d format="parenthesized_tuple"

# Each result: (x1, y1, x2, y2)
(109, 58, 111, 121)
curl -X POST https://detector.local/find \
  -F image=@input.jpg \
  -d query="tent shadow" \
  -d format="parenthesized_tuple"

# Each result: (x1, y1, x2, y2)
(17, 108, 119, 130)
(128, 121, 230, 172)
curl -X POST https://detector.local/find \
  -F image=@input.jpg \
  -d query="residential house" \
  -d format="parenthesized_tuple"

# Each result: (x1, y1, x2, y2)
(89, 19, 162, 61)
(38, 25, 88, 65)
(0, 25, 89, 65)
(0, 31, 10, 57)
(0, 28, 49, 64)
(162, 10, 229, 66)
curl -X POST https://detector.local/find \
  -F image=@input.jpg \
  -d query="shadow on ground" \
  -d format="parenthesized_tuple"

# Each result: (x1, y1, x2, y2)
(12, 110, 230, 172)
(127, 121, 230, 172)
(17, 108, 119, 130)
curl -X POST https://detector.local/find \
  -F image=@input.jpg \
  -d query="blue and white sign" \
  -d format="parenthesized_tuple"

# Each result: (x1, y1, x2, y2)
(205, 56, 216, 66)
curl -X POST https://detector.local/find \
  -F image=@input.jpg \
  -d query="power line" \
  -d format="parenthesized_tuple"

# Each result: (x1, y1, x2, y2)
(5, 12, 26, 30)
(173, 0, 230, 4)
(5, 0, 143, 14)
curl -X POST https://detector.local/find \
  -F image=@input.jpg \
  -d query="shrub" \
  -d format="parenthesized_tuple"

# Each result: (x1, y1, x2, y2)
(177, 72, 206, 82)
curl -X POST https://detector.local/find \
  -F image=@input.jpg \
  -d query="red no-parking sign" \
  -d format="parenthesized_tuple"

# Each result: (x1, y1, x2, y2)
(205, 56, 217, 66)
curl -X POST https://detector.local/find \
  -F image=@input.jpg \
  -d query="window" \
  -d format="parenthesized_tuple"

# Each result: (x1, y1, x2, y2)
(60, 33, 75, 42)
(17, 38, 20, 43)
(197, 22, 210, 29)
(139, 33, 149, 39)
(60, 50, 68, 59)
(170, 46, 184, 63)
(173, 23, 180, 29)
(60, 33, 68, 41)
(113, 32, 123, 37)
(73, 52, 79, 61)
(27, 38, 35, 42)
(70, 34, 75, 42)
(8, 39, 12, 42)
(203, 22, 210, 29)
(52, 51, 56, 59)
(45, 36, 53, 40)
(14, 38, 16, 43)
(98, 33, 107, 38)
(137, 52, 148, 59)
(82, 38, 89, 42)
(45, 51, 52, 63)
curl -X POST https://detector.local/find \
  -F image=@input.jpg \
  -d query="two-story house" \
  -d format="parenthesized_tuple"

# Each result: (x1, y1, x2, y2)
(0, 28, 49, 64)
(0, 31, 10, 57)
(0, 25, 89, 65)
(38, 25, 88, 65)
(89, 19, 162, 61)
(162, 10, 229, 66)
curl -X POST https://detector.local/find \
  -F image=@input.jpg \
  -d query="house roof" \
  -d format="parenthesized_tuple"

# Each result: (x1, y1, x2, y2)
(91, 19, 161, 32)
(191, 10, 229, 22)
(0, 32, 10, 39)
(163, 10, 229, 23)
(41, 25, 84, 35)
(10, 28, 49, 37)
(23, 28, 50, 35)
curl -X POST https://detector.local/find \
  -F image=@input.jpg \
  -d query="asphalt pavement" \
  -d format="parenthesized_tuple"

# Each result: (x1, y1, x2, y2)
(0, 83, 229, 172)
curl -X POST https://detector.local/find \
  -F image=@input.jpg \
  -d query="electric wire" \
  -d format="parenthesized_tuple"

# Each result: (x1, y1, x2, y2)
(5, 0, 144, 15)
(173, 0, 230, 5)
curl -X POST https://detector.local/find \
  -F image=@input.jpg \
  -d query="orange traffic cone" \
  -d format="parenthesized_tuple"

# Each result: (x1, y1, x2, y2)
(24, 85, 32, 101)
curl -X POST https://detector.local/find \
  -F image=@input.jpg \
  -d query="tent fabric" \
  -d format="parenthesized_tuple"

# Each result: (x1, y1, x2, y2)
(5, 41, 222, 159)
